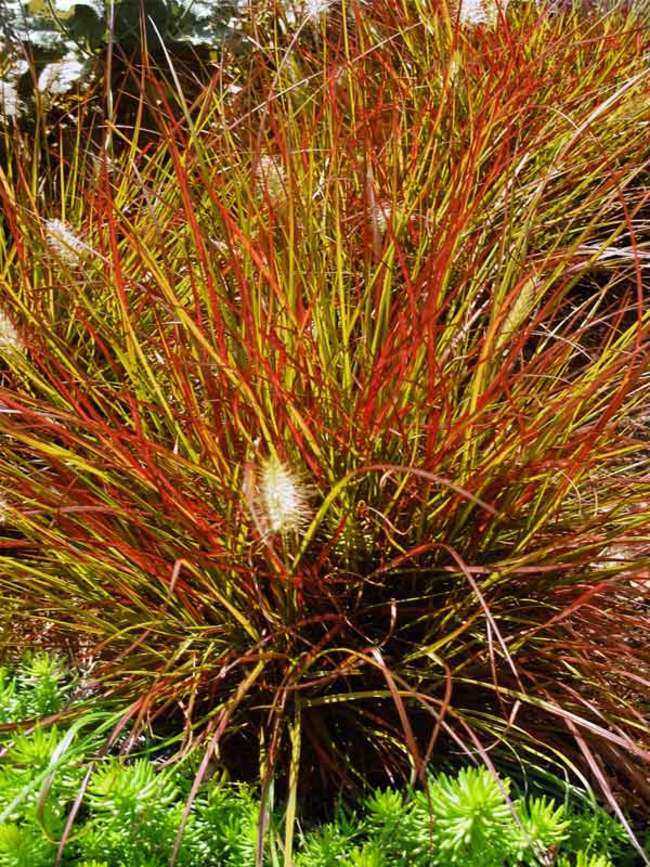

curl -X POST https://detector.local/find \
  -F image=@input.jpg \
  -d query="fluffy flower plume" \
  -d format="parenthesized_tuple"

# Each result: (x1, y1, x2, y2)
(0, 312, 22, 356)
(259, 456, 312, 535)
(254, 155, 287, 204)
(458, 0, 508, 25)
(370, 200, 392, 235)
(304, 0, 333, 20)
(45, 218, 88, 265)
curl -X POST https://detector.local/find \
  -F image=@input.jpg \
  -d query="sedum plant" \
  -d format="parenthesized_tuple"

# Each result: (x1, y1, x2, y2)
(345, 768, 573, 866)
(0, 0, 649, 859)
(0, 651, 71, 721)
(295, 765, 635, 866)
(0, 657, 642, 864)
(0, 698, 637, 866)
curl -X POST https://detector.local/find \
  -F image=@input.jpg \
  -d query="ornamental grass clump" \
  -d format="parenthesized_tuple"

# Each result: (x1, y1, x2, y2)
(0, 0, 649, 860)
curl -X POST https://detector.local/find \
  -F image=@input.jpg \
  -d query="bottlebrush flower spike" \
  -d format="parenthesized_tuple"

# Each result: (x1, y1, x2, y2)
(495, 277, 538, 351)
(254, 155, 287, 204)
(304, 0, 333, 20)
(259, 456, 312, 535)
(45, 218, 88, 265)
(369, 200, 392, 235)
(0, 311, 22, 356)
(457, 0, 508, 25)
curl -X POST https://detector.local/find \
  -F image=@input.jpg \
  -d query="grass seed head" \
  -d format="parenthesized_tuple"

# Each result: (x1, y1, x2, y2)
(0, 312, 22, 356)
(369, 200, 392, 235)
(255, 155, 287, 205)
(304, 0, 334, 20)
(259, 456, 312, 536)
(458, 0, 507, 25)
(44, 218, 87, 266)
(495, 277, 538, 351)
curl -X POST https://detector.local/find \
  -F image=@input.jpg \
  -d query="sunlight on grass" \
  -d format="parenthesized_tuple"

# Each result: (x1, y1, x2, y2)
(0, 1, 649, 861)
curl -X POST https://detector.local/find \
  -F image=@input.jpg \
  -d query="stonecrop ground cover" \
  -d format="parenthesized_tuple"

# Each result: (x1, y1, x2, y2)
(0, 0, 649, 861)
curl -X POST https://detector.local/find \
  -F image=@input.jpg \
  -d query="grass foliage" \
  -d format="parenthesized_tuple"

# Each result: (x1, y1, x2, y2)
(0, 0, 649, 855)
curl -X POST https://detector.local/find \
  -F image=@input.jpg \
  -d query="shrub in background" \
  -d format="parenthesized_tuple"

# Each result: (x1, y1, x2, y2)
(0, 0, 245, 122)
(0, 0, 649, 860)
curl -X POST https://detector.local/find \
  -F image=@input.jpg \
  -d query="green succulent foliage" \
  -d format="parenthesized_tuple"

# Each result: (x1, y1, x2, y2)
(515, 795, 571, 862)
(422, 767, 519, 865)
(0, 725, 77, 826)
(78, 758, 178, 865)
(0, 651, 264, 867)
(295, 818, 363, 867)
(557, 854, 614, 867)
(0, 651, 71, 722)
(347, 843, 388, 867)
(190, 782, 261, 867)
(362, 787, 421, 864)
(0, 724, 79, 867)
(297, 767, 641, 867)
(86, 757, 177, 816)
(75, 757, 244, 867)
(75, 766, 266, 866)
(358, 768, 522, 866)
(0, 653, 82, 849)
(0, 822, 56, 867)
(563, 805, 632, 864)
(0, 656, 643, 866)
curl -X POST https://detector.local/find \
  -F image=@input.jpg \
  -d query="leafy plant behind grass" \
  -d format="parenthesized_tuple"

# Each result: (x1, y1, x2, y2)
(0, 0, 649, 859)
(0, 0, 243, 122)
